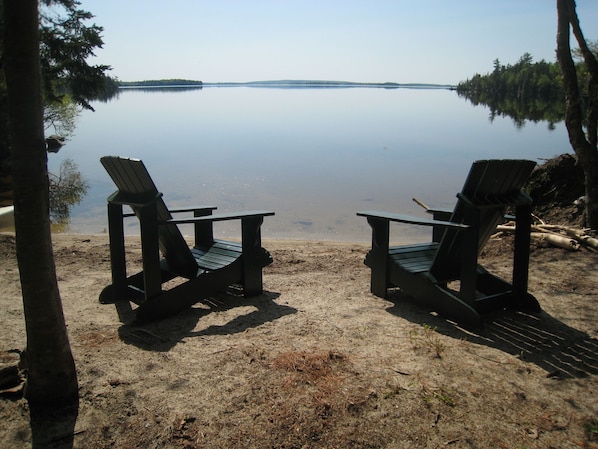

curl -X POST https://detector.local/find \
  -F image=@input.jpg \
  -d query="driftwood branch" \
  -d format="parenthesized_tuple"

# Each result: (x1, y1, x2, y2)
(412, 196, 597, 250)
(530, 232, 581, 250)
(412, 197, 429, 210)
(496, 222, 597, 250)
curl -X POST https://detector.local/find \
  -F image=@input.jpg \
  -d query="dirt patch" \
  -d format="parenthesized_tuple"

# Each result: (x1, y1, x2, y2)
(0, 223, 597, 448)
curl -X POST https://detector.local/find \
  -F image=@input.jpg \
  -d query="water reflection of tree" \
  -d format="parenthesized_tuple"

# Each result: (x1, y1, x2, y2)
(457, 90, 565, 130)
(49, 158, 88, 224)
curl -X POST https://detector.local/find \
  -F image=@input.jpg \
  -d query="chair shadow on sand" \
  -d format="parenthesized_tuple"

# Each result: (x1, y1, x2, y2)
(115, 288, 296, 352)
(386, 291, 598, 379)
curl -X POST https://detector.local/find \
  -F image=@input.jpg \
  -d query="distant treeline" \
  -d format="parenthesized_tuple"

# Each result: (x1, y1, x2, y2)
(456, 53, 574, 127)
(233, 80, 402, 88)
(117, 79, 455, 89)
(455, 47, 598, 128)
(119, 79, 203, 87)
(203, 80, 454, 89)
(456, 53, 564, 99)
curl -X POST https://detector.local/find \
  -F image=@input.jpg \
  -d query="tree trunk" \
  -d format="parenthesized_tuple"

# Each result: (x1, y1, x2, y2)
(3, 0, 78, 405)
(556, 0, 598, 230)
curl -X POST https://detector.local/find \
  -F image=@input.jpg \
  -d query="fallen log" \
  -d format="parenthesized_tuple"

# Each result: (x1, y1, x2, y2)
(530, 232, 581, 250)
(496, 224, 588, 250)
(578, 234, 598, 249)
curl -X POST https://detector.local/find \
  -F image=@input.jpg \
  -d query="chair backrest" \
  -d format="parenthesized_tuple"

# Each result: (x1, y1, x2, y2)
(430, 159, 536, 281)
(101, 156, 198, 278)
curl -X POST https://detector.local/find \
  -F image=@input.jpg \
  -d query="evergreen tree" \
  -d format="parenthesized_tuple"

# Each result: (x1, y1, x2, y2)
(0, 0, 116, 181)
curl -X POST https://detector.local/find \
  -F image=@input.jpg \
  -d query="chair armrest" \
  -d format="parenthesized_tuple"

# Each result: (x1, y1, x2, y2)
(162, 210, 275, 225)
(426, 207, 452, 215)
(122, 205, 218, 219)
(357, 210, 469, 230)
(168, 206, 217, 215)
(426, 207, 453, 220)
(107, 190, 162, 208)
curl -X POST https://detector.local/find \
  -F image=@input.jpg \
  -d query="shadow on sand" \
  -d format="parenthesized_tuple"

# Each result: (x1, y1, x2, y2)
(29, 401, 79, 449)
(386, 291, 598, 379)
(115, 289, 295, 351)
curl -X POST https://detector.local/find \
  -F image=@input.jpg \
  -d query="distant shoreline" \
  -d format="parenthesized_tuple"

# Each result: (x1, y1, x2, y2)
(119, 79, 456, 90)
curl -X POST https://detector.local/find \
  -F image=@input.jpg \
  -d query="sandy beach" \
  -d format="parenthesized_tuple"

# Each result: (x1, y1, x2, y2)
(0, 231, 597, 448)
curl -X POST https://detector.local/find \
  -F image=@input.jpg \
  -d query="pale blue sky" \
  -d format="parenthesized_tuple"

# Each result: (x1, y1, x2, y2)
(76, 0, 598, 84)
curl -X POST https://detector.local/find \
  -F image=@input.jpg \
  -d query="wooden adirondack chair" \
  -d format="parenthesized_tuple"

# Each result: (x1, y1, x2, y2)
(99, 156, 275, 323)
(357, 159, 541, 328)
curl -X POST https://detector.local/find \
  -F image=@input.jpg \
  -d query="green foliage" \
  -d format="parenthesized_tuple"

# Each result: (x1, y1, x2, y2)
(408, 324, 446, 358)
(458, 53, 564, 98)
(39, 0, 117, 111)
(457, 48, 598, 128)
(44, 94, 79, 136)
(584, 417, 598, 441)
(572, 39, 598, 89)
(457, 53, 567, 128)
(48, 158, 88, 223)
(420, 386, 456, 407)
(0, 0, 117, 179)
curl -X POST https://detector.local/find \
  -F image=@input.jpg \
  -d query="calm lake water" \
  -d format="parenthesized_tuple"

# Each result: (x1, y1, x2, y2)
(47, 86, 570, 243)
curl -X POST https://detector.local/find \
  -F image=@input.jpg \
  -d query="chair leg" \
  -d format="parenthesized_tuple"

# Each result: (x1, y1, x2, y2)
(107, 202, 127, 296)
(512, 203, 541, 312)
(459, 205, 480, 305)
(194, 208, 214, 248)
(241, 215, 265, 296)
(138, 204, 163, 300)
(367, 217, 390, 298)
(512, 203, 531, 296)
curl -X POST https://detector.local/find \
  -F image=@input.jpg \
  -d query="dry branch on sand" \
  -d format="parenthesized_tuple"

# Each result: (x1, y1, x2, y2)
(497, 219, 598, 251)
(412, 196, 596, 251)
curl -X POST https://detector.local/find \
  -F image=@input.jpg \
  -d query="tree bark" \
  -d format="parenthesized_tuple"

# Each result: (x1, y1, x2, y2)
(556, 0, 598, 229)
(3, 0, 78, 404)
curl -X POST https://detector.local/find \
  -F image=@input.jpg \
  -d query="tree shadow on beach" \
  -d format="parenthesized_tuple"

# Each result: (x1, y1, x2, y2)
(386, 291, 598, 379)
(29, 401, 79, 449)
(116, 289, 296, 352)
